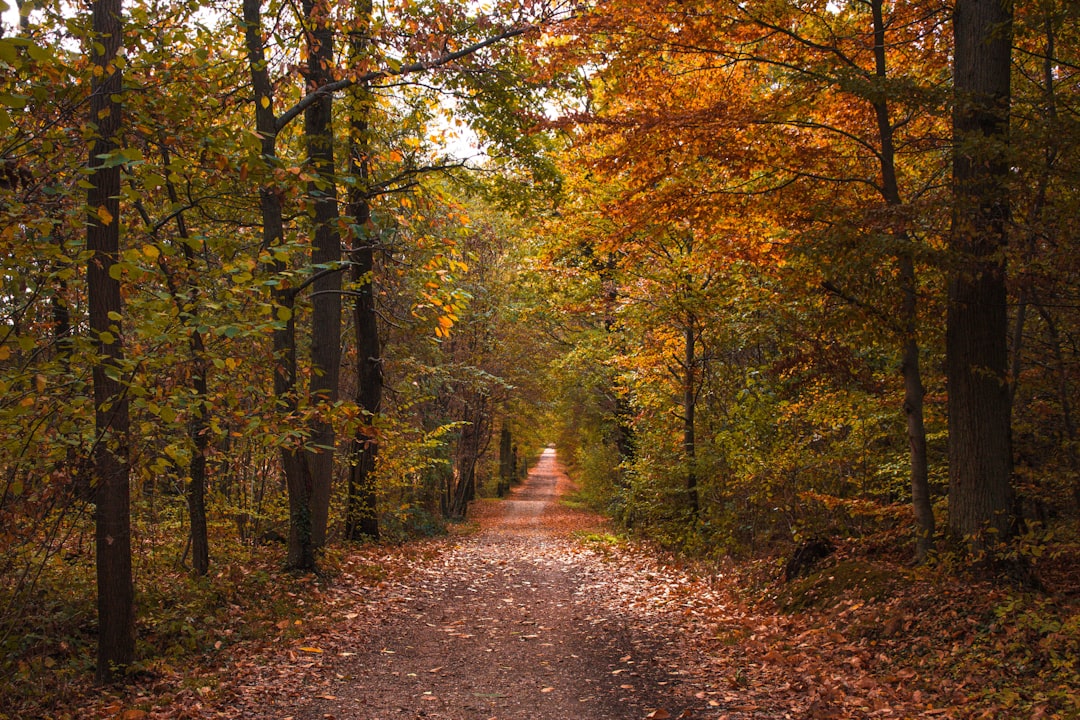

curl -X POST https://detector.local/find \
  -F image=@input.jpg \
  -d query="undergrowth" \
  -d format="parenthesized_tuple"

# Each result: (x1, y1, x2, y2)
(0, 522, 348, 720)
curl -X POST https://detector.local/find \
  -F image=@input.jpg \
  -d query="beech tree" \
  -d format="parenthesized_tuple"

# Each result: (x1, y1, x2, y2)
(301, 0, 343, 551)
(87, 0, 134, 682)
(947, 0, 1015, 547)
(344, 0, 382, 541)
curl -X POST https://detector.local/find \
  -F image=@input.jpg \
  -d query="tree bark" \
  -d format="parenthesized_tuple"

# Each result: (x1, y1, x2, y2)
(343, 0, 383, 541)
(683, 317, 698, 520)
(947, 0, 1015, 547)
(243, 0, 315, 570)
(88, 0, 134, 682)
(498, 424, 512, 496)
(158, 144, 210, 577)
(302, 0, 343, 550)
(871, 0, 935, 562)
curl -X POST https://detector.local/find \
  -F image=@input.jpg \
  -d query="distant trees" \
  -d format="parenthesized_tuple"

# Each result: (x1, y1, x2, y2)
(537, 0, 1079, 562)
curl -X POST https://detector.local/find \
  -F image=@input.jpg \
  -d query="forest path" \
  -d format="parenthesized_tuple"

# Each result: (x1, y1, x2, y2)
(221, 448, 725, 720)
(284, 448, 697, 720)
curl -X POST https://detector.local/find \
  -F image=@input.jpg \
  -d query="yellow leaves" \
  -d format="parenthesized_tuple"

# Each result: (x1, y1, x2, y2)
(97, 205, 114, 226)
(259, 95, 270, 109)
(142, 244, 160, 261)
(435, 315, 455, 338)
(0, 345, 9, 361)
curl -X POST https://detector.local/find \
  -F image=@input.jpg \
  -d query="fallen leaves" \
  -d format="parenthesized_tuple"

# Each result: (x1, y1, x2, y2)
(38, 455, 1078, 720)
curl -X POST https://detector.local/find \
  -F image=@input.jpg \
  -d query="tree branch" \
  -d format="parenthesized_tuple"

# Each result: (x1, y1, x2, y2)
(275, 25, 535, 132)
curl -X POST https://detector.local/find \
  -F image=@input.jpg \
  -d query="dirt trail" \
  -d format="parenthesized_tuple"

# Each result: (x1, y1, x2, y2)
(281, 449, 700, 720)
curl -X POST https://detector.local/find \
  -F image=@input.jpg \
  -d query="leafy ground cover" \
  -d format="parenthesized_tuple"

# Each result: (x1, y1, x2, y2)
(5, 454, 1078, 719)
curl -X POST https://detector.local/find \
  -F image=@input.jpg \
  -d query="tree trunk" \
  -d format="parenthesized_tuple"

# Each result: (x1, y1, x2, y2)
(160, 145, 210, 577)
(499, 425, 512, 496)
(947, 0, 1015, 547)
(242, 0, 315, 571)
(344, 0, 382, 541)
(683, 318, 698, 519)
(1034, 302, 1079, 510)
(871, 0, 935, 561)
(88, 0, 134, 682)
(302, 0, 343, 549)
(186, 350, 210, 577)
(344, 222, 382, 540)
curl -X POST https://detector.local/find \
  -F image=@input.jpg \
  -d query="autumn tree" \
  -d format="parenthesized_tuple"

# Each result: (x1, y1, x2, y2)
(87, 0, 134, 681)
(343, 0, 382, 541)
(947, 0, 1015, 547)
(300, 0, 343, 551)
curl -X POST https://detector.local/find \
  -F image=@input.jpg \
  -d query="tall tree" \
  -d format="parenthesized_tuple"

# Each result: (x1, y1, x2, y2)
(947, 0, 1015, 547)
(344, 0, 383, 541)
(87, 0, 134, 682)
(301, 0, 343, 550)
(242, 0, 313, 570)
(868, 0, 935, 561)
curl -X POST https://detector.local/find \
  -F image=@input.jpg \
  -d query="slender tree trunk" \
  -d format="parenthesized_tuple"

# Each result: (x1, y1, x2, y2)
(55, 253, 90, 502)
(186, 335, 210, 576)
(900, 268, 934, 561)
(683, 317, 698, 519)
(242, 0, 315, 570)
(1033, 302, 1079, 509)
(158, 145, 210, 577)
(947, 0, 1015, 547)
(302, 0, 343, 549)
(344, 223, 382, 539)
(344, 0, 383, 541)
(870, 0, 935, 561)
(499, 424, 512, 496)
(88, 0, 134, 682)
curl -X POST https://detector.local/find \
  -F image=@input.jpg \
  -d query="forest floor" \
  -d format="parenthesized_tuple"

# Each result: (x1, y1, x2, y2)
(53, 449, 1079, 720)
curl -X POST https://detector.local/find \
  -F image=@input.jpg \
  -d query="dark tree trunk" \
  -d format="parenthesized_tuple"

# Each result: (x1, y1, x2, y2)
(498, 425, 512, 496)
(947, 0, 1015, 546)
(56, 258, 91, 502)
(88, 0, 134, 682)
(302, 0, 343, 550)
(186, 346, 210, 576)
(243, 0, 315, 571)
(446, 394, 489, 520)
(1033, 302, 1079, 510)
(159, 145, 211, 577)
(683, 319, 698, 519)
(344, 209, 382, 540)
(344, 0, 383, 541)
(871, 0, 935, 562)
